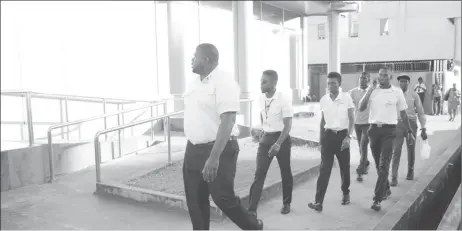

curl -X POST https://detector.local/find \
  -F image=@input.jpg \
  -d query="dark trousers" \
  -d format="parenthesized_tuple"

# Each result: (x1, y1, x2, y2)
(315, 129, 351, 204)
(368, 124, 396, 202)
(433, 96, 442, 115)
(418, 92, 425, 104)
(354, 124, 370, 174)
(183, 140, 260, 230)
(391, 120, 418, 178)
(248, 132, 293, 212)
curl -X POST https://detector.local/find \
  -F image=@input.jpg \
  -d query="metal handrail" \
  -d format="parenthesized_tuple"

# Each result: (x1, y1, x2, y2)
(47, 100, 168, 182)
(94, 111, 184, 183)
(93, 99, 256, 183)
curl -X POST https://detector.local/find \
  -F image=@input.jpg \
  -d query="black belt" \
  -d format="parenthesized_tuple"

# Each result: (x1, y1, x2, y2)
(191, 136, 237, 147)
(263, 131, 282, 136)
(371, 124, 396, 128)
(326, 129, 347, 134)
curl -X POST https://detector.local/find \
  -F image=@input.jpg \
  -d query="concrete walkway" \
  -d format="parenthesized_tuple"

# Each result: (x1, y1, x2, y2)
(1, 114, 460, 230)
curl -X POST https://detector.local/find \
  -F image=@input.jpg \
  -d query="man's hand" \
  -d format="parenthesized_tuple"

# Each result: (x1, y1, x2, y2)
(269, 143, 281, 158)
(202, 156, 220, 183)
(407, 131, 416, 146)
(372, 78, 378, 88)
(341, 136, 351, 151)
(421, 128, 428, 140)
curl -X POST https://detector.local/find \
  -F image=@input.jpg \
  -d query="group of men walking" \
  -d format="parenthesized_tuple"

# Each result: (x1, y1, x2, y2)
(181, 43, 429, 230)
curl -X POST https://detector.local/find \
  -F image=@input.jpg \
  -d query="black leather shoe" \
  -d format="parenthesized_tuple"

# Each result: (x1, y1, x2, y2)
(390, 177, 398, 187)
(308, 202, 323, 212)
(281, 204, 291, 214)
(365, 161, 370, 175)
(356, 174, 363, 182)
(371, 201, 381, 211)
(257, 219, 264, 230)
(406, 170, 414, 180)
(382, 189, 392, 200)
(248, 210, 257, 218)
(341, 194, 350, 205)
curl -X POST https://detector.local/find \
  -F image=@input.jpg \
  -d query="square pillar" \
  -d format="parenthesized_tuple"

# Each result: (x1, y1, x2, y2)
(327, 11, 341, 73)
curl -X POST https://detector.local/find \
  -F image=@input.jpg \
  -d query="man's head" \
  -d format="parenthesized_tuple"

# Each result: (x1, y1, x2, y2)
(359, 72, 370, 89)
(418, 77, 423, 83)
(453, 83, 457, 89)
(191, 43, 219, 75)
(260, 70, 278, 93)
(378, 67, 392, 87)
(327, 72, 342, 94)
(397, 75, 410, 91)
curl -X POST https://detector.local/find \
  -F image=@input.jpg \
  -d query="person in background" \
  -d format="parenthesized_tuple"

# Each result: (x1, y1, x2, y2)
(390, 75, 427, 187)
(248, 70, 293, 217)
(348, 72, 371, 182)
(432, 83, 442, 115)
(308, 72, 354, 212)
(359, 67, 415, 211)
(183, 43, 263, 230)
(447, 83, 461, 121)
(414, 77, 427, 104)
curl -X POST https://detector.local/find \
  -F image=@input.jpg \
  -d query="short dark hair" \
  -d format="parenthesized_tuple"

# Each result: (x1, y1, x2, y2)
(263, 70, 278, 82)
(418, 77, 423, 81)
(360, 72, 370, 78)
(197, 43, 219, 63)
(327, 71, 342, 83)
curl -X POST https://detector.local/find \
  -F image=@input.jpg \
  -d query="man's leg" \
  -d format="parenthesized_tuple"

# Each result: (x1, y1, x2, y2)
(335, 134, 351, 205)
(406, 120, 418, 180)
(368, 126, 381, 174)
(373, 127, 395, 205)
(183, 143, 211, 230)
(436, 97, 441, 115)
(210, 141, 262, 230)
(313, 132, 335, 205)
(360, 124, 370, 173)
(248, 142, 274, 213)
(354, 124, 364, 179)
(391, 122, 406, 186)
(275, 137, 293, 212)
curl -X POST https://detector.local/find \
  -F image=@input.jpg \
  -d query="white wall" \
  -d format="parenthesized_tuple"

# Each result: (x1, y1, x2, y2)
(306, 1, 461, 64)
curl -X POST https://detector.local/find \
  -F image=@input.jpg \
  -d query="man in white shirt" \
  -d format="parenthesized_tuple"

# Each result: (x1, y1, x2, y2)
(349, 72, 371, 182)
(248, 70, 293, 216)
(391, 75, 428, 187)
(308, 72, 355, 212)
(359, 67, 416, 211)
(183, 43, 263, 230)
(414, 77, 426, 104)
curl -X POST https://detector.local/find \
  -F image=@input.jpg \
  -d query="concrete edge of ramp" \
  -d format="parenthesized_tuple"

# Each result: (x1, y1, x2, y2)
(94, 135, 321, 220)
(373, 129, 462, 230)
(437, 184, 461, 230)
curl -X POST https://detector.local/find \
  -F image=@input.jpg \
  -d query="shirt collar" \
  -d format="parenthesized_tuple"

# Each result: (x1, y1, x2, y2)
(264, 90, 280, 100)
(201, 67, 219, 83)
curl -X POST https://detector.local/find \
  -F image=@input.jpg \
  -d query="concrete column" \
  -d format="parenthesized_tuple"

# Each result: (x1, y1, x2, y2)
(301, 17, 310, 98)
(167, 2, 187, 111)
(289, 33, 303, 105)
(455, 18, 461, 64)
(327, 11, 341, 73)
(233, 1, 253, 128)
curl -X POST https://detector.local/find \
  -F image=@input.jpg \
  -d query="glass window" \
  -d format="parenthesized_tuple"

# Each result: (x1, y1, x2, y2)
(380, 18, 389, 36)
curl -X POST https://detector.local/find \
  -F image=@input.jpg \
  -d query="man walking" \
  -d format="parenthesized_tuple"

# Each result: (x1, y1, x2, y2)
(414, 77, 427, 104)
(390, 75, 427, 187)
(359, 67, 415, 211)
(432, 83, 442, 115)
(308, 72, 354, 212)
(248, 70, 293, 216)
(183, 43, 263, 230)
(349, 72, 371, 182)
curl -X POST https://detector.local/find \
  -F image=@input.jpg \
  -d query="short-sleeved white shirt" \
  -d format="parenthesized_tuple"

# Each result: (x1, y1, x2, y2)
(368, 86, 408, 125)
(320, 92, 355, 130)
(183, 67, 240, 145)
(259, 91, 293, 132)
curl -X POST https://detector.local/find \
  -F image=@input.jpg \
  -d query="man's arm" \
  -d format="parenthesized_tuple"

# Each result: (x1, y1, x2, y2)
(359, 87, 374, 112)
(209, 112, 236, 161)
(276, 117, 292, 145)
(319, 113, 325, 145)
(397, 90, 413, 133)
(414, 92, 427, 129)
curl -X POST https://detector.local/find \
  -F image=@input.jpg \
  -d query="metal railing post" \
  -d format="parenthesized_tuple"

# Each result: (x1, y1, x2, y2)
(94, 135, 101, 183)
(25, 92, 34, 146)
(150, 105, 154, 141)
(163, 102, 168, 141)
(47, 130, 55, 182)
(167, 116, 171, 165)
(59, 99, 65, 139)
(117, 104, 122, 157)
(249, 101, 253, 134)
(65, 97, 69, 139)
(102, 99, 107, 141)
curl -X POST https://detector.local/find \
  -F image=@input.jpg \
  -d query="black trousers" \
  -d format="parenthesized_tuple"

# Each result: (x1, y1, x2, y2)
(315, 129, 351, 204)
(418, 92, 425, 104)
(368, 124, 396, 202)
(433, 96, 441, 115)
(248, 132, 293, 212)
(391, 120, 418, 178)
(183, 140, 260, 230)
(354, 124, 370, 174)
